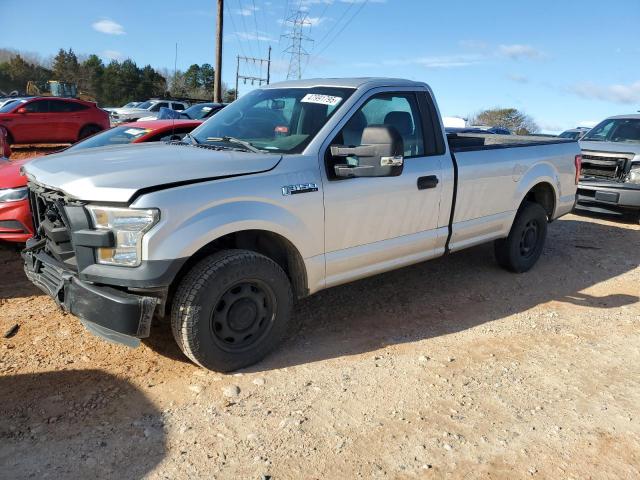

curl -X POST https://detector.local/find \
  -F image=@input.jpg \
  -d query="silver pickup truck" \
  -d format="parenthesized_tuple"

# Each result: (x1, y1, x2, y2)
(576, 114, 640, 219)
(21, 78, 580, 371)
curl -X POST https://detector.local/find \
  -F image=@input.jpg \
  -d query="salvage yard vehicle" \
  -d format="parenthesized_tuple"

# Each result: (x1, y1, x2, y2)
(109, 99, 190, 124)
(576, 115, 640, 220)
(0, 120, 201, 243)
(21, 78, 580, 371)
(0, 97, 109, 144)
(63, 119, 203, 152)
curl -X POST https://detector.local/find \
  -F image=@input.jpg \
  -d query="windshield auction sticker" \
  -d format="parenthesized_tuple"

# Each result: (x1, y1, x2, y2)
(301, 94, 342, 106)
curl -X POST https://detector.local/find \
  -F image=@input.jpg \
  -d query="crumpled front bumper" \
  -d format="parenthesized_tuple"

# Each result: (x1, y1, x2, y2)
(23, 249, 158, 347)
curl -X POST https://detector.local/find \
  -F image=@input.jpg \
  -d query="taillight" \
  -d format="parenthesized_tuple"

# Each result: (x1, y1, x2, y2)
(574, 154, 582, 185)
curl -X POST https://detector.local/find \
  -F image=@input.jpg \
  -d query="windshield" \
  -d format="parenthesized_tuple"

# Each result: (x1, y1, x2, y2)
(582, 118, 640, 143)
(191, 87, 354, 153)
(183, 103, 219, 120)
(135, 101, 154, 110)
(559, 130, 581, 139)
(66, 126, 152, 151)
(0, 99, 25, 113)
(124, 102, 140, 108)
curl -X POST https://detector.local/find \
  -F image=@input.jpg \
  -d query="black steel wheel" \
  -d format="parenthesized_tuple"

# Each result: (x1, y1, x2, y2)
(171, 250, 294, 372)
(494, 201, 548, 273)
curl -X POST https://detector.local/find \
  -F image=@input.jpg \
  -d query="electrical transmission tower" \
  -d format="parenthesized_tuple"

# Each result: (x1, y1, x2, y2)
(282, 11, 313, 80)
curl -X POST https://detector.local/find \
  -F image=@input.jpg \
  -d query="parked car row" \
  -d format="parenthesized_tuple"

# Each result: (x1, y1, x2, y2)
(0, 119, 204, 242)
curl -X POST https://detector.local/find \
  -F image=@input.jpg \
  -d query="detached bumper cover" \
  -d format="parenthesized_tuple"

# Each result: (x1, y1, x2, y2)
(23, 250, 158, 346)
(576, 180, 640, 215)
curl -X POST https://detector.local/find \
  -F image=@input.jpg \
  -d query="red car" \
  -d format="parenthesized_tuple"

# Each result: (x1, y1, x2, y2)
(0, 119, 202, 243)
(0, 97, 110, 145)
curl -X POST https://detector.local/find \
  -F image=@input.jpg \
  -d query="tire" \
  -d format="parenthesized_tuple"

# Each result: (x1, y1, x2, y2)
(78, 125, 102, 141)
(494, 201, 548, 273)
(171, 250, 294, 372)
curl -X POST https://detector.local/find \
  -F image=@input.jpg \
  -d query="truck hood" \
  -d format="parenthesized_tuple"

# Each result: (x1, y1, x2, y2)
(579, 140, 640, 158)
(22, 143, 282, 203)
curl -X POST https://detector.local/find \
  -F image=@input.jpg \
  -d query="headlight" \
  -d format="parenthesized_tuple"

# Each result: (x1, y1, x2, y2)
(627, 163, 640, 184)
(86, 206, 159, 267)
(0, 187, 28, 203)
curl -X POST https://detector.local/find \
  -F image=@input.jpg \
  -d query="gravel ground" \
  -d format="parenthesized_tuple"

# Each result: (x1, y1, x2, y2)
(0, 175, 638, 478)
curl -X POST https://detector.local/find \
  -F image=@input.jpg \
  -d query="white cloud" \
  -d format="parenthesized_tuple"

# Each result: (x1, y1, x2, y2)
(102, 50, 124, 61)
(234, 5, 258, 16)
(499, 44, 544, 60)
(92, 19, 126, 35)
(355, 54, 484, 69)
(578, 120, 598, 128)
(507, 73, 529, 83)
(306, 16, 327, 26)
(235, 31, 273, 42)
(569, 81, 640, 104)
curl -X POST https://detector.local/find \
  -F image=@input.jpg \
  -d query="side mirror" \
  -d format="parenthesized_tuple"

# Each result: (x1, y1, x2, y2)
(331, 125, 404, 178)
(16, 107, 27, 114)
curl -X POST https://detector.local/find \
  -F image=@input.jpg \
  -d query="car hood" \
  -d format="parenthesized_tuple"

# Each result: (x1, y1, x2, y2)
(22, 143, 282, 203)
(0, 158, 30, 188)
(110, 108, 147, 115)
(579, 140, 640, 157)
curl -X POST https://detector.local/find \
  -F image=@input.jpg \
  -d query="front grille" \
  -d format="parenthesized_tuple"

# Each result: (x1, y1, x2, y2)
(581, 153, 629, 181)
(28, 187, 76, 267)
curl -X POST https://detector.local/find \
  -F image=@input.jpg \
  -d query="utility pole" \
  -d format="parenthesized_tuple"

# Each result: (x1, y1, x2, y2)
(214, 0, 224, 103)
(234, 46, 272, 100)
(282, 11, 313, 80)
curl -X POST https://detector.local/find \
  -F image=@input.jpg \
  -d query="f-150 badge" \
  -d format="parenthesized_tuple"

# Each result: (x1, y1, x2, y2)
(281, 183, 319, 196)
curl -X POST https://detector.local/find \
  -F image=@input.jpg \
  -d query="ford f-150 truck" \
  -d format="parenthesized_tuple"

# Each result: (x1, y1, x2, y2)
(576, 115, 640, 220)
(21, 78, 581, 371)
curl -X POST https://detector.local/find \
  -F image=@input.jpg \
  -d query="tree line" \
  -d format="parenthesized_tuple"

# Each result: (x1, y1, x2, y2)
(0, 48, 236, 106)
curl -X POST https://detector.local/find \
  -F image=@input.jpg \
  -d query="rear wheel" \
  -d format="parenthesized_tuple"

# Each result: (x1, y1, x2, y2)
(171, 250, 294, 372)
(78, 125, 102, 141)
(494, 201, 548, 273)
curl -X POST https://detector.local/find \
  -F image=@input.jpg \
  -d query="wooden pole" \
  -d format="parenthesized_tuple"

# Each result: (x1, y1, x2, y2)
(214, 0, 224, 103)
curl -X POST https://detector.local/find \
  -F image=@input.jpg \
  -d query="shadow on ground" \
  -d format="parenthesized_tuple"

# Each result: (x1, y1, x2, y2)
(246, 217, 639, 371)
(0, 370, 165, 479)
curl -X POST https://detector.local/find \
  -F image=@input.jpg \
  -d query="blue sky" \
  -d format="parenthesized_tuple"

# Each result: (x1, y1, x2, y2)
(2, 0, 639, 132)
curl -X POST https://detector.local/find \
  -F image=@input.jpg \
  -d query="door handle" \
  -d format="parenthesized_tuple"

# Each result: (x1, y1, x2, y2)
(417, 175, 439, 190)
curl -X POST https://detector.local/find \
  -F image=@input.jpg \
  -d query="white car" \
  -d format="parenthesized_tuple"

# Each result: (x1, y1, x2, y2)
(109, 99, 189, 124)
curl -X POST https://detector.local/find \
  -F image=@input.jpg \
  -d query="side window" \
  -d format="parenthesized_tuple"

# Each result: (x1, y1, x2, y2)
(149, 102, 167, 112)
(49, 100, 77, 113)
(338, 92, 425, 158)
(172, 103, 185, 111)
(24, 100, 49, 113)
(417, 92, 445, 156)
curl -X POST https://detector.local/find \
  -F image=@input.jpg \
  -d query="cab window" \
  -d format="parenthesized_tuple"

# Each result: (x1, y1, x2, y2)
(24, 100, 50, 113)
(337, 92, 425, 158)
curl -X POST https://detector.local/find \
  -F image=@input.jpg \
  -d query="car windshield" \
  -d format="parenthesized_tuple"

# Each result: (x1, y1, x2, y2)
(183, 104, 218, 120)
(191, 87, 354, 153)
(66, 126, 152, 151)
(136, 101, 154, 110)
(582, 119, 640, 143)
(124, 102, 140, 108)
(0, 99, 24, 113)
(559, 130, 581, 139)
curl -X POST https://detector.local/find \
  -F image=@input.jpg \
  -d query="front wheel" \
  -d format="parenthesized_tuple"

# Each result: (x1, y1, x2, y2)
(494, 201, 548, 273)
(171, 250, 294, 372)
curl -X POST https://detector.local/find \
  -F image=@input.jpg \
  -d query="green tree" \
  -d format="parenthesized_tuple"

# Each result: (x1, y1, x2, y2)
(79, 54, 104, 100)
(469, 108, 539, 135)
(52, 48, 79, 83)
(223, 88, 237, 103)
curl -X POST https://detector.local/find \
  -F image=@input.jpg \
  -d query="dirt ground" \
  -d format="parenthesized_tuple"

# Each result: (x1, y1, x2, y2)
(0, 153, 638, 478)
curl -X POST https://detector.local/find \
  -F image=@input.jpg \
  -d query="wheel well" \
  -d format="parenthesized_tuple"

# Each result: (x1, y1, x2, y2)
(166, 230, 309, 313)
(523, 182, 555, 219)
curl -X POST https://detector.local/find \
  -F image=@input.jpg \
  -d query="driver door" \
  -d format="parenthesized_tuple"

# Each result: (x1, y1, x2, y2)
(322, 89, 446, 286)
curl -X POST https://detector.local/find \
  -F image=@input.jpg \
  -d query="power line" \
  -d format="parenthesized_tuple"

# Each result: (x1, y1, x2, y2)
(313, 0, 356, 52)
(251, 0, 262, 56)
(225, 0, 249, 59)
(315, 0, 369, 58)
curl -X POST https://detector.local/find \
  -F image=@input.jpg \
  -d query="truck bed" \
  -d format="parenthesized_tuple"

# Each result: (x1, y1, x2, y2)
(448, 133, 575, 152)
